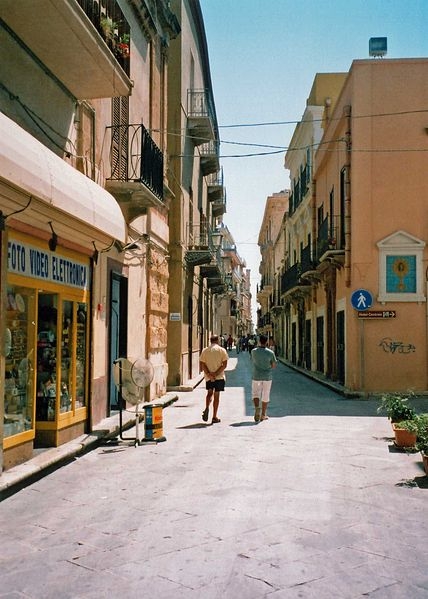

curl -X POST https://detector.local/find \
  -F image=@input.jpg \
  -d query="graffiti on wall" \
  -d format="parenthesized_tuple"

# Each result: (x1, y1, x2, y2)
(379, 337, 416, 354)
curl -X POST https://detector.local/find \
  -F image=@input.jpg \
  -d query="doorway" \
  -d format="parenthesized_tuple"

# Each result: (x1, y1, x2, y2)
(109, 273, 128, 411)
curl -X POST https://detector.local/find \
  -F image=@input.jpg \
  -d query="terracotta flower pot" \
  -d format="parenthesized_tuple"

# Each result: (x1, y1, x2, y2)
(422, 453, 428, 475)
(392, 423, 417, 448)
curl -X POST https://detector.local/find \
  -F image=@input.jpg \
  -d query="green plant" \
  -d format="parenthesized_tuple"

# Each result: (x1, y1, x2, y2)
(395, 419, 418, 433)
(377, 392, 416, 422)
(415, 413, 428, 454)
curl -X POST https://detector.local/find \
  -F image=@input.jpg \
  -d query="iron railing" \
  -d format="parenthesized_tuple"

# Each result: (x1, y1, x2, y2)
(108, 124, 164, 201)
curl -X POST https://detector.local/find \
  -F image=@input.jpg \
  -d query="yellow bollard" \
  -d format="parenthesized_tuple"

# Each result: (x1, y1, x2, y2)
(142, 404, 166, 443)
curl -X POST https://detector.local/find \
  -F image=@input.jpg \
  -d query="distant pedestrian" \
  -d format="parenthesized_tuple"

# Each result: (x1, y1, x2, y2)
(227, 335, 233, 350)
(248, 336, 256, 353)
(251, 334, 277, 422)
(199, 334, 228, 424)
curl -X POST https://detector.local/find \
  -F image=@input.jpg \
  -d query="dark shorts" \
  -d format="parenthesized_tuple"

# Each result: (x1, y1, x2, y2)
(206, 379, 225, 392)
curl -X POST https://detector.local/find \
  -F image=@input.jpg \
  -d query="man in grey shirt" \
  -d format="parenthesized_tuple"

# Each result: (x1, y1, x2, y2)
(251, 334, 277, 422)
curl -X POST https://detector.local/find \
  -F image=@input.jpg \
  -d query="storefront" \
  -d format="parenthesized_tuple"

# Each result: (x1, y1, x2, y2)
(0, 112, 127, 470)
(4, 231, 90, 459)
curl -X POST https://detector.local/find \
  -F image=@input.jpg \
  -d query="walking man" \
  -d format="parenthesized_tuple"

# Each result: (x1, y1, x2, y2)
(251, 334, 277, 422)
(199, 334, 228, 424)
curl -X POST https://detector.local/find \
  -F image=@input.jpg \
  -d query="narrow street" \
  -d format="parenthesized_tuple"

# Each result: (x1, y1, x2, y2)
(1, 352, 428, 599)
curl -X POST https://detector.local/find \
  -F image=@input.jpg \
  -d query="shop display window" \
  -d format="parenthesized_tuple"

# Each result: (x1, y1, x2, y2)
(36, 294, 88, 421)
(4, 286, 36, 438)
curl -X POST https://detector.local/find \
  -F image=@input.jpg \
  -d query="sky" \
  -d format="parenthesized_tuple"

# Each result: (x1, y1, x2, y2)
(199, 0, 428, 319)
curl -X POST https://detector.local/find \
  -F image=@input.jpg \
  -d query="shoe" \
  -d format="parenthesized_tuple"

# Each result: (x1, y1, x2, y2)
(212, 417, 221, 424)
(254, 407, 261, 423)
(261, 415, 269, 421)
(202, 408, 209, 422)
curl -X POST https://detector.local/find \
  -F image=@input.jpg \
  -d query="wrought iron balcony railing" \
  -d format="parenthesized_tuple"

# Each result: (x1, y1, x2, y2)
(108, 123, 164, 201)
(187, 89, 215, 146)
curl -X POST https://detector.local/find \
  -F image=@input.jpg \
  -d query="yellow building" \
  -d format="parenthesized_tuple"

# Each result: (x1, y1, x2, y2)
(166, 0, 225, 387)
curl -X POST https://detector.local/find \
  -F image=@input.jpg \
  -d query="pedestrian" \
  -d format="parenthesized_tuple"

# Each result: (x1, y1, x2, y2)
(199, 334, 228, 424)
(251, 334, 277, 422)
(248, 336, 256, 353)
(227, 335, 233, 350)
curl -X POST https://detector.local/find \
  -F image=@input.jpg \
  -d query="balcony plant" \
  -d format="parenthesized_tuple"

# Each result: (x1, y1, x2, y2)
(377, 391, 416, 424)
(118, 34, 130, 58)
(100, 17, 117, 44)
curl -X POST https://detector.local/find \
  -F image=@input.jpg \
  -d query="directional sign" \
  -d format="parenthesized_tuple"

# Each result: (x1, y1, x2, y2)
(351, 289, 373, 311)
(357, 310, 396, 319)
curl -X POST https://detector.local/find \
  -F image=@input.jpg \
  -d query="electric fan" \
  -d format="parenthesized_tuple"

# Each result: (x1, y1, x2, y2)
(113, 357, 154, 445)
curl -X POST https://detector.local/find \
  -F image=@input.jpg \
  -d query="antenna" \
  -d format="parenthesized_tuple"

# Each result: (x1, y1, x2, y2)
(369, 37, 387, 58)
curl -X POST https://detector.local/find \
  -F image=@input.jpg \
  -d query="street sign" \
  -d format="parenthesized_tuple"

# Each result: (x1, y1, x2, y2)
(351, 289, 373, 311)
(357, 310, 396, 319)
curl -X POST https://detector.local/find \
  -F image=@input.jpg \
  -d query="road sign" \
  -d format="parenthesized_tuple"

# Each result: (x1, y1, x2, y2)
(357, 310, 396, 319)
(351, 289, 373, 311)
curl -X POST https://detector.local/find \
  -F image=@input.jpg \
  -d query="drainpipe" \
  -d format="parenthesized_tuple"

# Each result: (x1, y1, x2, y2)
(344, 105, 352, 287)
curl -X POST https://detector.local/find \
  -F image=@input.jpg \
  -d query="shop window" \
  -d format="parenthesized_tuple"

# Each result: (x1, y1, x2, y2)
(36, 294, 88, 421)
(377, 231, 426, 303)
(4, 286, 36, 438)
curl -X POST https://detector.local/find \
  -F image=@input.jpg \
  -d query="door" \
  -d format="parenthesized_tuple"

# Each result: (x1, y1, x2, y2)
(109, 273, 128, 411)
(316, 316, 324, 373)
(304, 318, 311, 370)
(336, 310, 345, 384)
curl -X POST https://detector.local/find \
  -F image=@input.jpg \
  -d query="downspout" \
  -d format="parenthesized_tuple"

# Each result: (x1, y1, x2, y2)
(344, 105, 352, 287)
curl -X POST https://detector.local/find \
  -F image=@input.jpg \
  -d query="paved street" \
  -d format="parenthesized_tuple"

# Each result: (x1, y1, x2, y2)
(1, 352, 428, 599)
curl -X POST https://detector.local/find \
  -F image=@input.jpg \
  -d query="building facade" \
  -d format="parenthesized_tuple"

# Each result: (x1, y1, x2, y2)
(166, 0, 226, 387)
(274, 59, 428, 395)
(0, 0, 180, 470)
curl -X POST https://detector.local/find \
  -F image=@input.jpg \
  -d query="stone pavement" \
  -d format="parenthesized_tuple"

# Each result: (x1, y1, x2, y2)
(1, 352, 428, 598)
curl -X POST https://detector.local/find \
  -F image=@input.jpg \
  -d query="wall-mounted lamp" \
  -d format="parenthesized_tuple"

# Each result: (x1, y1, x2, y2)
(211, 229, 223, 250)
(48, 221, 58, 251)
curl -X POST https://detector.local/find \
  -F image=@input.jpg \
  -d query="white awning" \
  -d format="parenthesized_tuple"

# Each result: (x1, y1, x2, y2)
(0, 113, 126, 243)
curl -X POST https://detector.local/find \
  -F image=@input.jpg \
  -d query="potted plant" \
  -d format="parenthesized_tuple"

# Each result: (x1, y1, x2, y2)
(377, 391, 416, 424)
(392, 418, 418, 448)
(118, 33, 130, 58)
(415, 414, 428, 474)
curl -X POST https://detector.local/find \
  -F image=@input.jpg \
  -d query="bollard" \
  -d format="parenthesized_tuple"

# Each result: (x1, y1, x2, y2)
(142, 404, 166, 443)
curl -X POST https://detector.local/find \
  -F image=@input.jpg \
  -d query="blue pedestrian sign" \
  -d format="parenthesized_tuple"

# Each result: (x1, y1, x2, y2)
(351, 289, 373, 311)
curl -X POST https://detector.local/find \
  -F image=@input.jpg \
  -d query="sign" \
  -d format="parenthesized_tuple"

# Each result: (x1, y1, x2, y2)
(358, 311, 396, 319)
(8, 238, 89, 290)
(169, 313, 181, 321)
(351, 289, 373, 311)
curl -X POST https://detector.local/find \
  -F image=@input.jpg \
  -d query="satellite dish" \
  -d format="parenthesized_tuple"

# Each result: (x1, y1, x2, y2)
(113, 357, 154, 405)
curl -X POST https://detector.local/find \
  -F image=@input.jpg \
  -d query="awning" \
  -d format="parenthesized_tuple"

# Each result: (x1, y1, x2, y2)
(0, 113, 126, 243)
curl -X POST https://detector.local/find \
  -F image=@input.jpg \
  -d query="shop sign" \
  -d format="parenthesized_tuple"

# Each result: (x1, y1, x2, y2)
(7, 238, 89, 290)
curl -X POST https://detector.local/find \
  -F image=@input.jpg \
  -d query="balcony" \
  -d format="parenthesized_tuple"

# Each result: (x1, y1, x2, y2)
(212, 190, 227, 217)
(207, 169, 225, 203)
(185, 225, 222, 267)
(317, 215, 345, 266)
(200, 141, 220, 176)
(187, 89, 215, 146)
(106, 124, 164, 221)
(1, 0, 132, 99)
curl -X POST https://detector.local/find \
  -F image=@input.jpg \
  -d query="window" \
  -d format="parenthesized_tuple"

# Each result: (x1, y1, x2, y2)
(377, 231, 425, 303)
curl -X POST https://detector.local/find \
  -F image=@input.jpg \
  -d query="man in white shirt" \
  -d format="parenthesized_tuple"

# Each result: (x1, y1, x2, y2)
(199, 335, 228, 424)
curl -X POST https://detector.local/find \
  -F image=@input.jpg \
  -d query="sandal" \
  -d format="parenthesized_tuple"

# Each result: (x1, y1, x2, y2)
(261, 415, 269, 421)
(202, 408, 209, 422)
(211, 417, 221, 424)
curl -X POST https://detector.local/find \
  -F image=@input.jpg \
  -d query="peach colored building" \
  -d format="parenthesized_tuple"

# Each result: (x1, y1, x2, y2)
(286, 59, 428, 394)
